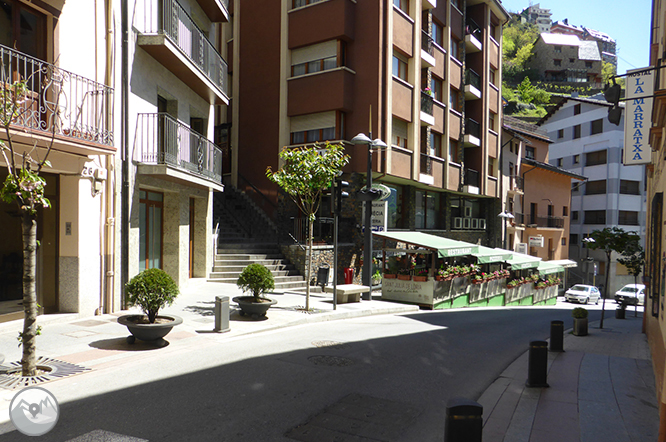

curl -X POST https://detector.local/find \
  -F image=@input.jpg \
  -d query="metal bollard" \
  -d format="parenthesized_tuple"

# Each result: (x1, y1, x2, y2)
(526, 340, 549, 388)
(444, 398, 483, 442)
(550, 320, 564, 352)
(214, 296, 230, 333)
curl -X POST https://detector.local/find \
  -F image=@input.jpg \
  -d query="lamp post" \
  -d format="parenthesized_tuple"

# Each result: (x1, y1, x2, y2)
(582, 237, 595, 285)
(351, 133, 387, 300)
(498, 210, 515, 250)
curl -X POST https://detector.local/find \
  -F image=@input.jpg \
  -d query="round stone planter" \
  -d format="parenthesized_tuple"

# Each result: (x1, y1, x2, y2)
(233, 296, 277, 320)
(117, 314, 183, 347)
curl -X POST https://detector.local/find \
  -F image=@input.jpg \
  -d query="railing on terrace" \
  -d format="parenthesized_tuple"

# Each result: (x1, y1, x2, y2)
(465, 118, 480, 138)
(466, 18, 482, 39)
(524, 214, 564, 228)
(420, 153, 432, 176)
(421, 30, 434, 57)
(421, 91, 434, 115)
(136, 0, 229, 98)
(0, 44, 114, 146)
(135, 113, 222, 183)
(465, 69, 481, 89)
(464, 168, 479, 188)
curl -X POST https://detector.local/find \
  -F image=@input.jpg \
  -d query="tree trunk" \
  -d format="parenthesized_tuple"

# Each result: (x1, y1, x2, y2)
(306, 217, 313, 311)
(600, 251, 611, 329)
(21, 211, 38, 376)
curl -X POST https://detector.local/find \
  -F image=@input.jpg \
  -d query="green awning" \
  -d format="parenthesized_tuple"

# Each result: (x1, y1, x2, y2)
(373, 231, 479, 258)
(472, 246, 514, 264)
(538, 261, 565, 275)
(497, 249, 542, 270)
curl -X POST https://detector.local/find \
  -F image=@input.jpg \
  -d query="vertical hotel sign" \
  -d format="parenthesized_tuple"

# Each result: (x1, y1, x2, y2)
(624, 67, 654, 165)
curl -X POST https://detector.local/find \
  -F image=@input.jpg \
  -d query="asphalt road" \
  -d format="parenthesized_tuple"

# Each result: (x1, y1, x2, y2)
(2, 304, 604, 442)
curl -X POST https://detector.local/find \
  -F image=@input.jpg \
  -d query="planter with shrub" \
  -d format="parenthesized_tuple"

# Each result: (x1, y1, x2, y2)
(572, 307, 588, 336)
(234, 263, 276, 319)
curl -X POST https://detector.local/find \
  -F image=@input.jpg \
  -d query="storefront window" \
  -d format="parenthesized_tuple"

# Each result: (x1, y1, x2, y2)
(416, 190, 441, 229)
(387, 185, 403, 229)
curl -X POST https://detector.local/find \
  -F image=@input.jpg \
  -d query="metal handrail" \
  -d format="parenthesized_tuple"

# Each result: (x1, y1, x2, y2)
(421, 92, 434, 116)
(465, 118, 481, 138)
(0, 44, 114, 146)
(136, 0, 229, 98)
(421, 30, 434, 56)
(135, 113, 222, 183)
(464, 168, 479, 187)
(465, 69, 481, 89)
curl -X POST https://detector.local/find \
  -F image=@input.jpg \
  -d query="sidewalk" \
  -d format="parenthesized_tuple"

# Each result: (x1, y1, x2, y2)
(479, 312, 659, 442)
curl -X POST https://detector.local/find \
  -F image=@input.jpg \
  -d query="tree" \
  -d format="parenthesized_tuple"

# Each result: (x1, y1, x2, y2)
(0, 76, 58, 376)
(602, 61, 617, 85)
(266, 142, 350, 310)
(588, 227, 637, 328)
(617, 235, 644, 317)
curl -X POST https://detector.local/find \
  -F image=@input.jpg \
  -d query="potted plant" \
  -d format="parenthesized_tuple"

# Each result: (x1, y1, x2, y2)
(118, 268, 182, 346)
(397, 267, 412, 281)
(234, 263, 276, 319)
(572, 307, 588, 336)
(372, 269, 382, 285)
(413, 268, 428, 282)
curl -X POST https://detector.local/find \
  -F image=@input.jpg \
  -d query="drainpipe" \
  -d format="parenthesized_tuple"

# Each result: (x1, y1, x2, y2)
(121, 0, 130, 307)
(103, 0, 115, 313)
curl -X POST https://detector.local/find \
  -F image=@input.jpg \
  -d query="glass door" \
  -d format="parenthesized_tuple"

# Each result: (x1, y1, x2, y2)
(139, 190, 164, 270)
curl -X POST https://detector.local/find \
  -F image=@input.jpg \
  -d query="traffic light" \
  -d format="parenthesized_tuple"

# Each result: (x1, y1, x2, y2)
(604, 80, 623, 126)
(328, 176, 349, 215)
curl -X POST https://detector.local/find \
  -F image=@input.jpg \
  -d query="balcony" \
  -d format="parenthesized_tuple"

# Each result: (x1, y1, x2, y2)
(508, 175, 524, 194)
(421, 0, 436, 9)
(136, 0, 229, 105)
(195, 0, 229, 22)
(519, 214, 565, 229)
(463, 118, 481, 147)
(135, 113, 223, 189)
(463, 168, 479, 194)
(0, 44, 114, 156)
(421, 30, 436, 67)
(465, 18, 482, 53)
(420, 92, 435, 126)
(464, 69, 482, 100)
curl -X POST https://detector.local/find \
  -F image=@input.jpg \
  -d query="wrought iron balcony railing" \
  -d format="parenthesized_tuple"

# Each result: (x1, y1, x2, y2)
(0, 44, 114, 147)
(421, 30, 435, 57)
(135, 113, 222, 183)
(136, 0, 229, 98)
(465, 68, 481, 89)
(521, 214, 565, 228)
(421, 91, 434, 116)
(465, 118, 480, 138)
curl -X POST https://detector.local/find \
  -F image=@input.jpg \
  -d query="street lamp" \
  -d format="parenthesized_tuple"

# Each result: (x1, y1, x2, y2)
(582, 237, 596, 285)
(498, 210, 515, 250)
(351, 133, 387, 300)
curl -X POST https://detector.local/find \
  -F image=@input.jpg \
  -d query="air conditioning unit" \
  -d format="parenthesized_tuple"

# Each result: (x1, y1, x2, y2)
(463, 218, 471, 229)
(454, 217, 463, 229)
(471, 218, 479, 229)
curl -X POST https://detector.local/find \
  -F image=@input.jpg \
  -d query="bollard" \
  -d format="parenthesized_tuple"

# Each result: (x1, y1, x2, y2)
(616, 307, 625, 319)
(214, 296, 230, 333)
(526, 340, 549, 388)
(550, 320, 564, 352)
(444, 398, 482, 442)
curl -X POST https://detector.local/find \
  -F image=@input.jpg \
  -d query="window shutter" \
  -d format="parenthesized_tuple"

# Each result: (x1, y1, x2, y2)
(291, 111, 336, 132)
(292, 40, 337, 65)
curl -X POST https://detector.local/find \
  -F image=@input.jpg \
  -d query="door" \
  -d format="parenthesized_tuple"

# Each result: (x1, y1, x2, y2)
(189, 198, 195, 278)
(139, 190, 164, 270)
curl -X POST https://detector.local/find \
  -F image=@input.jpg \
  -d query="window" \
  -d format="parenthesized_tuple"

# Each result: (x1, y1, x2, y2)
(584, 210, 606, 225)
(488, 157, 495, 176)
(573, 124, 581, 139)
(451, 197, 484, 230)
(392, 117, 408, 148)
(558, 128, 564, 139)
(291, 40, 343, 77)
(451, 38, 459, 61)
(570, 234, 579, 245)
(618, 211, 639, 226)
(392, 54, 408, 81)
(432, 20, 444, 48)
(554, 59, 562, 67)
(393, 0, 409, 14)
(290, 111, 343, 144)
(591, 118, 603, 135)
(562, 238, 567, 246)
(387, 185, 404, 229)
(431, 76, 443, 102)
(620, 180, 641, 195)
(450, 87, 460, 112)
(0, 0, 46, 60)
(557, 158, 563, 167)
(574, 104, 581, 115)
(585, 180, 607, 195)
(139, 190, 164, 271)
(430, 131, 442, 157)
(489, 113, 496, 132)
(563, 206, 568, 216)
(449, 138, 459, 163)
(415, 190, 441, 229)
(572, 211, 579, 221)
(569, 58, 575, 63)
(573, 154, 580, 164)
(554, 45, 562, 53)
(586, 150, 607, 166)
(292, 0, 326, 7)
(489, 68, 497, 86)
(585, 61, 593, 69)
(526, 146, 535, 159)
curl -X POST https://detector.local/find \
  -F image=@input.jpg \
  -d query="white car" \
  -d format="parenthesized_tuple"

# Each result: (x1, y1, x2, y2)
(614, 284, 646, 306)
(565, 284, 601, 304)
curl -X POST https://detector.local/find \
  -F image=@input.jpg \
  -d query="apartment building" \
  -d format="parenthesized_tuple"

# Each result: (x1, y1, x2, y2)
(646, 0, 666, 434)
(518, 3, 552, 33)
(540, 96, 646, 293)
(231, 0, 509, 257)
(501, 116, 582, 261)
(550, 19, 617, 69)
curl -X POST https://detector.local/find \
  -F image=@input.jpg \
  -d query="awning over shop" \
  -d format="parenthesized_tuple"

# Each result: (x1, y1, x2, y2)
(373, 231, 479, 258)
(537, 261, 565, 275)
(472, 246, 514, 264)
(497, 249, 542, 270)
(547, 259, 578, 268)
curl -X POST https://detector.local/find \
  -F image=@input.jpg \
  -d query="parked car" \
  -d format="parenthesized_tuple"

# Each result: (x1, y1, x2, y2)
(614, 284, 646, 306)
(565, 284, 601, 304)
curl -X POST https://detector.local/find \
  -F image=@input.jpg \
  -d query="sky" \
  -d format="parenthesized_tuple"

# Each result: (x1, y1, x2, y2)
(499, 0, 652, 75)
